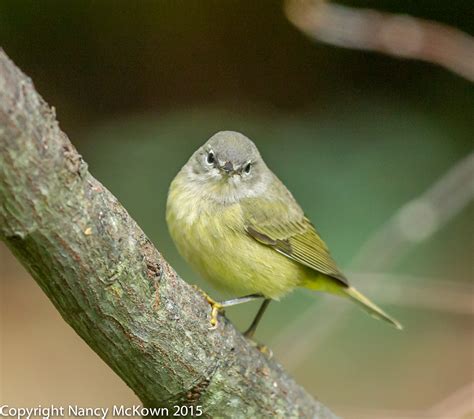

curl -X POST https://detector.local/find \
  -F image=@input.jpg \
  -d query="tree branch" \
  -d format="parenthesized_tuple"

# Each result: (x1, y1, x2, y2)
(285, 0, 474, 82)
(0, 49, 336, 417)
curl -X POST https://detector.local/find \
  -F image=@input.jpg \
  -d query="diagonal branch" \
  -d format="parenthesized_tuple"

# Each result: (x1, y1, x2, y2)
(0, 48, 335, 418)
(285, 0, 474, 81)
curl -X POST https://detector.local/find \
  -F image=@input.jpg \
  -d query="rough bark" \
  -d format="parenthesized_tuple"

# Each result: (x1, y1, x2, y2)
(0, 49, 336, 418)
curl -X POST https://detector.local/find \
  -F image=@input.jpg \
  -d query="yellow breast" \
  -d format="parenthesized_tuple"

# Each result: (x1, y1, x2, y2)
(166, 176, 304, 299)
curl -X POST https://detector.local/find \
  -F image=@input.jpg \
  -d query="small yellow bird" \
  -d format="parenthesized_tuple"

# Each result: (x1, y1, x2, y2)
(166, 131, 402, 337)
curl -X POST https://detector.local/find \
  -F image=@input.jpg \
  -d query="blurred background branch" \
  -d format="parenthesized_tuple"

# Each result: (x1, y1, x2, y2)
(335, 381, 474, 418)
(351, 152, 474, 270)
(279, 8, 473, 411)
(273, 152, 474, 370)
(346, 273, 473, 315)
(285, 0, 474, 81)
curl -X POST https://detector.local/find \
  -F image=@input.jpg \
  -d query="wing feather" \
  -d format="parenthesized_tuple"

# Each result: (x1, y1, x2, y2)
(242, 193, 348, 286)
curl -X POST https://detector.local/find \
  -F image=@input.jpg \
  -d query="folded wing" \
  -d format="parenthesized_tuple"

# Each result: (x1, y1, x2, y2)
(242, 194, 348, 286)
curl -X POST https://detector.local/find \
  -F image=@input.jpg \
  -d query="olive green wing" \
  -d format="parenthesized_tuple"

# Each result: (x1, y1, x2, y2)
(241, 195, 348, 286)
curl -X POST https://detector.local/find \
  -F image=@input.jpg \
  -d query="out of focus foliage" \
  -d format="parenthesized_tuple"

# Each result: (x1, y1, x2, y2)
(0, 0, 472, 130)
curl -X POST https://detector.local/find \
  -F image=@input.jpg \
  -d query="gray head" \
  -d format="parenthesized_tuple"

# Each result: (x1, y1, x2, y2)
(183, 131, 271, 202)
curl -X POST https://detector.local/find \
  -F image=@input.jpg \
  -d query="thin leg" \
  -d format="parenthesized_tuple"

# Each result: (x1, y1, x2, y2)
(244, 299, 271, 338)
(208, 294, 264, 328)
(193, 285, 264, 329)
(220, 294, 263, 307)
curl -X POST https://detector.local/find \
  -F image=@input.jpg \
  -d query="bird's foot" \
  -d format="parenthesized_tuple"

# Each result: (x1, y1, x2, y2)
(192, 285, 224, 330)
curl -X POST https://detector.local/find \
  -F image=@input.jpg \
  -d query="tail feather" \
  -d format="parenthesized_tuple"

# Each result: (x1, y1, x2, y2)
(343, 287, 403, 330)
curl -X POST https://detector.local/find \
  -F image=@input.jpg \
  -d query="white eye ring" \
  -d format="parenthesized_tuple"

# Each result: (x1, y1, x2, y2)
(243, 161, 252, 174)
(206, 150, 215, 165)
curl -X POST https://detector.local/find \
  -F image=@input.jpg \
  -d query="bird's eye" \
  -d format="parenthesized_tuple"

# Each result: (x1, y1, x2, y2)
(244, 162, 252, 174)
(206, 151, 215, 165)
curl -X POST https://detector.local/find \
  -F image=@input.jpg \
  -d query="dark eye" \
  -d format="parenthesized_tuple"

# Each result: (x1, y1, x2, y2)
(206, 151, 215, 165)
(244, 162, 251, 174)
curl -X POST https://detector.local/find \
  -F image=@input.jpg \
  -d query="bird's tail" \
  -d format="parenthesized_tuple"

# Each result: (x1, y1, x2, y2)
(343, 286, 403, 330)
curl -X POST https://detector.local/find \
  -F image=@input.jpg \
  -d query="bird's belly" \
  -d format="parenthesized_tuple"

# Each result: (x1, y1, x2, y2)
(168, 203, 302, 299)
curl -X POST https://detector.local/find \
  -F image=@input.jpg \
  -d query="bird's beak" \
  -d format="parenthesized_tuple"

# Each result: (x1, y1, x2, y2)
(221, 161, 234, 174)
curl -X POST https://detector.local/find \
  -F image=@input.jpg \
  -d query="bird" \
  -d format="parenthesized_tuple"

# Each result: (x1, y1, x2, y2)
(166, 131, 402, 337)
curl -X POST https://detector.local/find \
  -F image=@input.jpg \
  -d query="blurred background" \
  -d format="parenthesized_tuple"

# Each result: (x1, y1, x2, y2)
(0, 1, 473, 418)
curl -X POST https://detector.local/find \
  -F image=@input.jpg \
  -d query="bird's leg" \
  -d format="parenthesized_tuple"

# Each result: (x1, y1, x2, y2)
(244, 299, 271, 339)
(192, 285, 263, 329)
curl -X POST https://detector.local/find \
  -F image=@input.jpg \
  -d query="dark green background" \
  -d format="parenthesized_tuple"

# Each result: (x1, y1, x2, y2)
(1, 1, 472, 416)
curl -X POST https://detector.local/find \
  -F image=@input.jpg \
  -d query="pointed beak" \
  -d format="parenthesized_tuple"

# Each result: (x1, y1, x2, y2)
(222, 161, 234, 174)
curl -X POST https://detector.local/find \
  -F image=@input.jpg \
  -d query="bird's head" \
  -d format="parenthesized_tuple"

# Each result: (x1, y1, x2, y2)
(184, 131, 270, 203)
